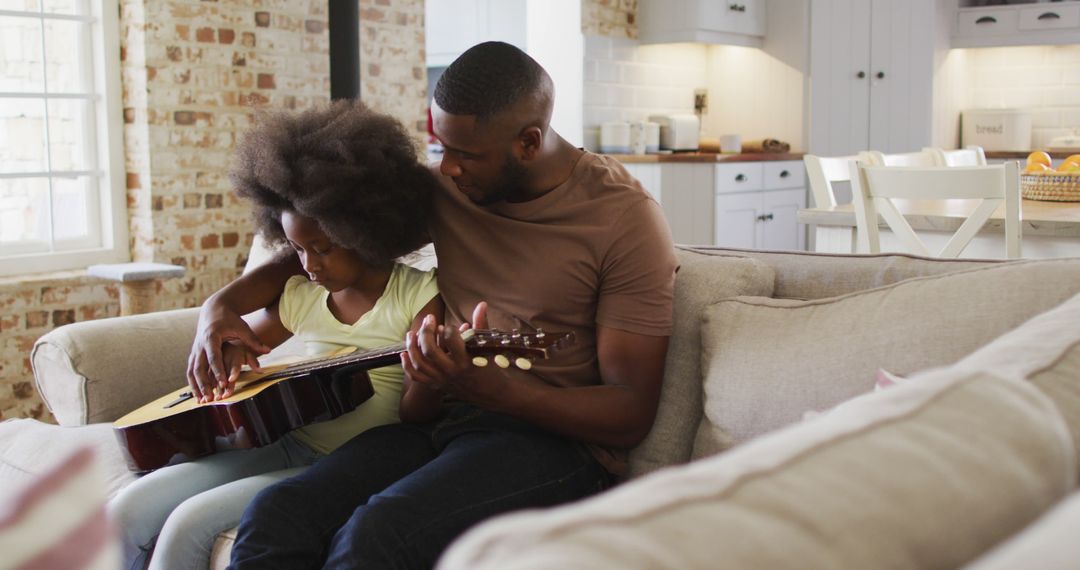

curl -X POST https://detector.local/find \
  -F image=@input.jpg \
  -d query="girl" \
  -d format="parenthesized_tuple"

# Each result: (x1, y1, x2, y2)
(109, 101, 445, 570)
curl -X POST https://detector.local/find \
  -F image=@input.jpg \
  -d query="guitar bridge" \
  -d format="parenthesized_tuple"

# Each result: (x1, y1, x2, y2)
(165, 392, 194, 408)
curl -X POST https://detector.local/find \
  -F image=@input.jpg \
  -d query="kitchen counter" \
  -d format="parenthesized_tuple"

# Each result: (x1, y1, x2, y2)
(799, 198, 1080, 259)
(607, 152, 804, 163)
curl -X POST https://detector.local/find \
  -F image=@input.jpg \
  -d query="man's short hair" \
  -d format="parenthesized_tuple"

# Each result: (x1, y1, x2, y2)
(433, 41, 547, 120)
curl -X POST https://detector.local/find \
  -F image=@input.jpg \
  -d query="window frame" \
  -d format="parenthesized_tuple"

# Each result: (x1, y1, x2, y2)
(0, 0, 128, 277)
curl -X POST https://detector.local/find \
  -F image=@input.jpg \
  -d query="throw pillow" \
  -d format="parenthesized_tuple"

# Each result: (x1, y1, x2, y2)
(804, 368, 907, 421)
(626, 251, 774, 478)
(0, 448, 119, 569)
(965, 491, 1080, 569)
(694, 258, 1080, 458)
(948, 290, 1080, 476)
(438, 371, 1074, 570)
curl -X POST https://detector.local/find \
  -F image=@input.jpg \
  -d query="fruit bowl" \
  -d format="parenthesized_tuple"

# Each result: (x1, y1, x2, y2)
(1021, 152, 1080, 201)
(1020, 171, 1080, 202)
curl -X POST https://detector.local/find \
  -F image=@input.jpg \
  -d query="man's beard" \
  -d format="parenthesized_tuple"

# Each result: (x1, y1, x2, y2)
(479, 156, 530, 205)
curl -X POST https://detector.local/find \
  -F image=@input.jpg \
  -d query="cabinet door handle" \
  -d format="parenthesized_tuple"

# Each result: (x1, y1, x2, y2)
(779, 170, 790, 178)
(856, 70, 866, 79)
(975, 16, 997, 24)
(756, 213, 774, 222)
(735, 174, 746, 182)
(765, 213, 774, 221)
(1037, 12, 1061, 20)
(876, 71, 885, 79)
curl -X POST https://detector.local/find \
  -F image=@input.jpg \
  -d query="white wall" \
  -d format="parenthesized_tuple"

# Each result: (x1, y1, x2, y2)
(583, 36, 707, 140)
(962, 44, 1080, 149)
(582, 36, 804, 151)
(526, 0, 583, 147)
(703, 45, 804, 149)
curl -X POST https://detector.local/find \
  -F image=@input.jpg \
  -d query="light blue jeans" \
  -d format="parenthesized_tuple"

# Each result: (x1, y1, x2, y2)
(108, 433, 322, 570)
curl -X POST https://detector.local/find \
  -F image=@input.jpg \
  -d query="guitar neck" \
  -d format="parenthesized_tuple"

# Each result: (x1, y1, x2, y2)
(260, 343, 406, 382)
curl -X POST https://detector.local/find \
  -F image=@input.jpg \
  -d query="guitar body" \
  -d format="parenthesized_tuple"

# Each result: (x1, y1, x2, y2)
(115, 329, 573, 472)
(114, 351, 388, 472)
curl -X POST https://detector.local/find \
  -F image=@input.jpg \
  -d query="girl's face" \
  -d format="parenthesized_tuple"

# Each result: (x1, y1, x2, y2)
(281, 210, 366, 292)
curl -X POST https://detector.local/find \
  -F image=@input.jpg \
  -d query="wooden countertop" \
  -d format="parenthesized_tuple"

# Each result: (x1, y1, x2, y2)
(608, 152, 804, 163)
(798, 199, 1080, 238)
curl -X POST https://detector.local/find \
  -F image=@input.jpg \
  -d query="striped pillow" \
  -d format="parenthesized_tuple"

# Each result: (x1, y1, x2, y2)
(0, 448, 119, 570)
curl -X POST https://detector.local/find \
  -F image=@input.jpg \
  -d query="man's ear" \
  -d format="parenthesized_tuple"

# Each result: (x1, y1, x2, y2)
(517, 126, 543, 161)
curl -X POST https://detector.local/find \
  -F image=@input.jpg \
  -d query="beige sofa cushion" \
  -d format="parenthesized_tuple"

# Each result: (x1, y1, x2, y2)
(694, 259, 1080, 457)
(679, 246, 1002, 300)
(31, 308, 200, 425)
(965, 491, 1080, 570)
(438, 371, 1075, 570)
(948, 291, 1080, 475)
(627, 252, 774, 478)
(0, 419, 135, 503)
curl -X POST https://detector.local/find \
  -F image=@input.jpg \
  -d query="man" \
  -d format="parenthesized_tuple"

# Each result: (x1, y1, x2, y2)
(189, 42, 677, 568)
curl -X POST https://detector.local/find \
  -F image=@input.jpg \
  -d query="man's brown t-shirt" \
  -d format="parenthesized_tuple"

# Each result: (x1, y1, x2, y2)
(430, 151, 677, 475)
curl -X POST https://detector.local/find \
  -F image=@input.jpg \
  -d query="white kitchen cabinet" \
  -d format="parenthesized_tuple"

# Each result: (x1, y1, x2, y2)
(425, 0, 527, 67)
(953, 2, 1080, 48)
(714, 161, 806, 251)
(624, 163, 715, 246)
(622, 163, 662, 202)
(638, 0, 766, 48)
(623, 160, 806, 249)
(808, 0, 945, 157)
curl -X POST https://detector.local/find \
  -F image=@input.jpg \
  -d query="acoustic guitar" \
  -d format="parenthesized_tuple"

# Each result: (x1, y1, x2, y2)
(114, 328, 574, 472)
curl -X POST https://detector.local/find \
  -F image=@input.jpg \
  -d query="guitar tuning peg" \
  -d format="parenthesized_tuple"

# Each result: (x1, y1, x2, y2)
(514, 357, 532, 371)
(461, 329, 476, 342)
(535, 328, 545, 338)
(511, 328, 521, 338)
(494, 354, 510, 369)
(472, 356, 489, 368)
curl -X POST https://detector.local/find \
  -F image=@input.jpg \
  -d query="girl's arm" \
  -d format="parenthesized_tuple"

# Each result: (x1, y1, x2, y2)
(398, 295, 445, 423)
(216, 298, 292, 401)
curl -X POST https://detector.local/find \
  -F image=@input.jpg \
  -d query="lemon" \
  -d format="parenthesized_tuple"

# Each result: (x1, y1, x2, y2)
(1061, 154, 1080, 168)
(1026, 151, 1053, 167)
(1023, 162, 1052, 174)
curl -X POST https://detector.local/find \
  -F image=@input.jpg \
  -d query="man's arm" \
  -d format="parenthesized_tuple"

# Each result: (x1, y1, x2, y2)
(498, 325, 668, 448)
(186, 252, 304, 401)
(405, 306, 668, 450)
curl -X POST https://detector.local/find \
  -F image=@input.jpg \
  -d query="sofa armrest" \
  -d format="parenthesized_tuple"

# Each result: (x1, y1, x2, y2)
(31, 308, 200, 426)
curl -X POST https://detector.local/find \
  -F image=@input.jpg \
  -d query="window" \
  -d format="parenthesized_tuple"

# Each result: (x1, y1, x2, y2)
(0, 0, 126, 277)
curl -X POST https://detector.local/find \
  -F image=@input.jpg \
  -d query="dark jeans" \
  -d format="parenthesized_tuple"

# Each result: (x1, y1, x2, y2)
(228, 405, 613, 570)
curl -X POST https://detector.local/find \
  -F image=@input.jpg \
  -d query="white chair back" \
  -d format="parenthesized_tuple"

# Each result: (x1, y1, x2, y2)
(858, 149, 938, 167)
(804, 154, 858, 208)
(850, 162, 1022, 259)
(924, 146, 988, 167)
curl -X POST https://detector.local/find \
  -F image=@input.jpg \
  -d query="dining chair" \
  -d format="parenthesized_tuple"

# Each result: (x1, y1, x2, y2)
(857, 149, 938, 167)
(804, 154, 858, 208)
(924, 146, 988, 167)
(850, 161, 1021, 259)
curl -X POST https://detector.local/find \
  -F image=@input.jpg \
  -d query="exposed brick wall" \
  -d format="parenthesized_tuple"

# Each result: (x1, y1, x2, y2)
(124, 0, 332, 311)
(0, 0, 427, 422)
(582, 0, 637, 39)
(0, 273, 121, 421)
(361, 0, 428, 138)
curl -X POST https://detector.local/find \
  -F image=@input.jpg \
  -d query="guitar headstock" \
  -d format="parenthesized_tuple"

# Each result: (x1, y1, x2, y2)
(462, 328, 574, 370)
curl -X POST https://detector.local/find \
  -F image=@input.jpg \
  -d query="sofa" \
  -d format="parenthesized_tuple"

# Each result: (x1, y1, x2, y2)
(4, 245, 1080, 569)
